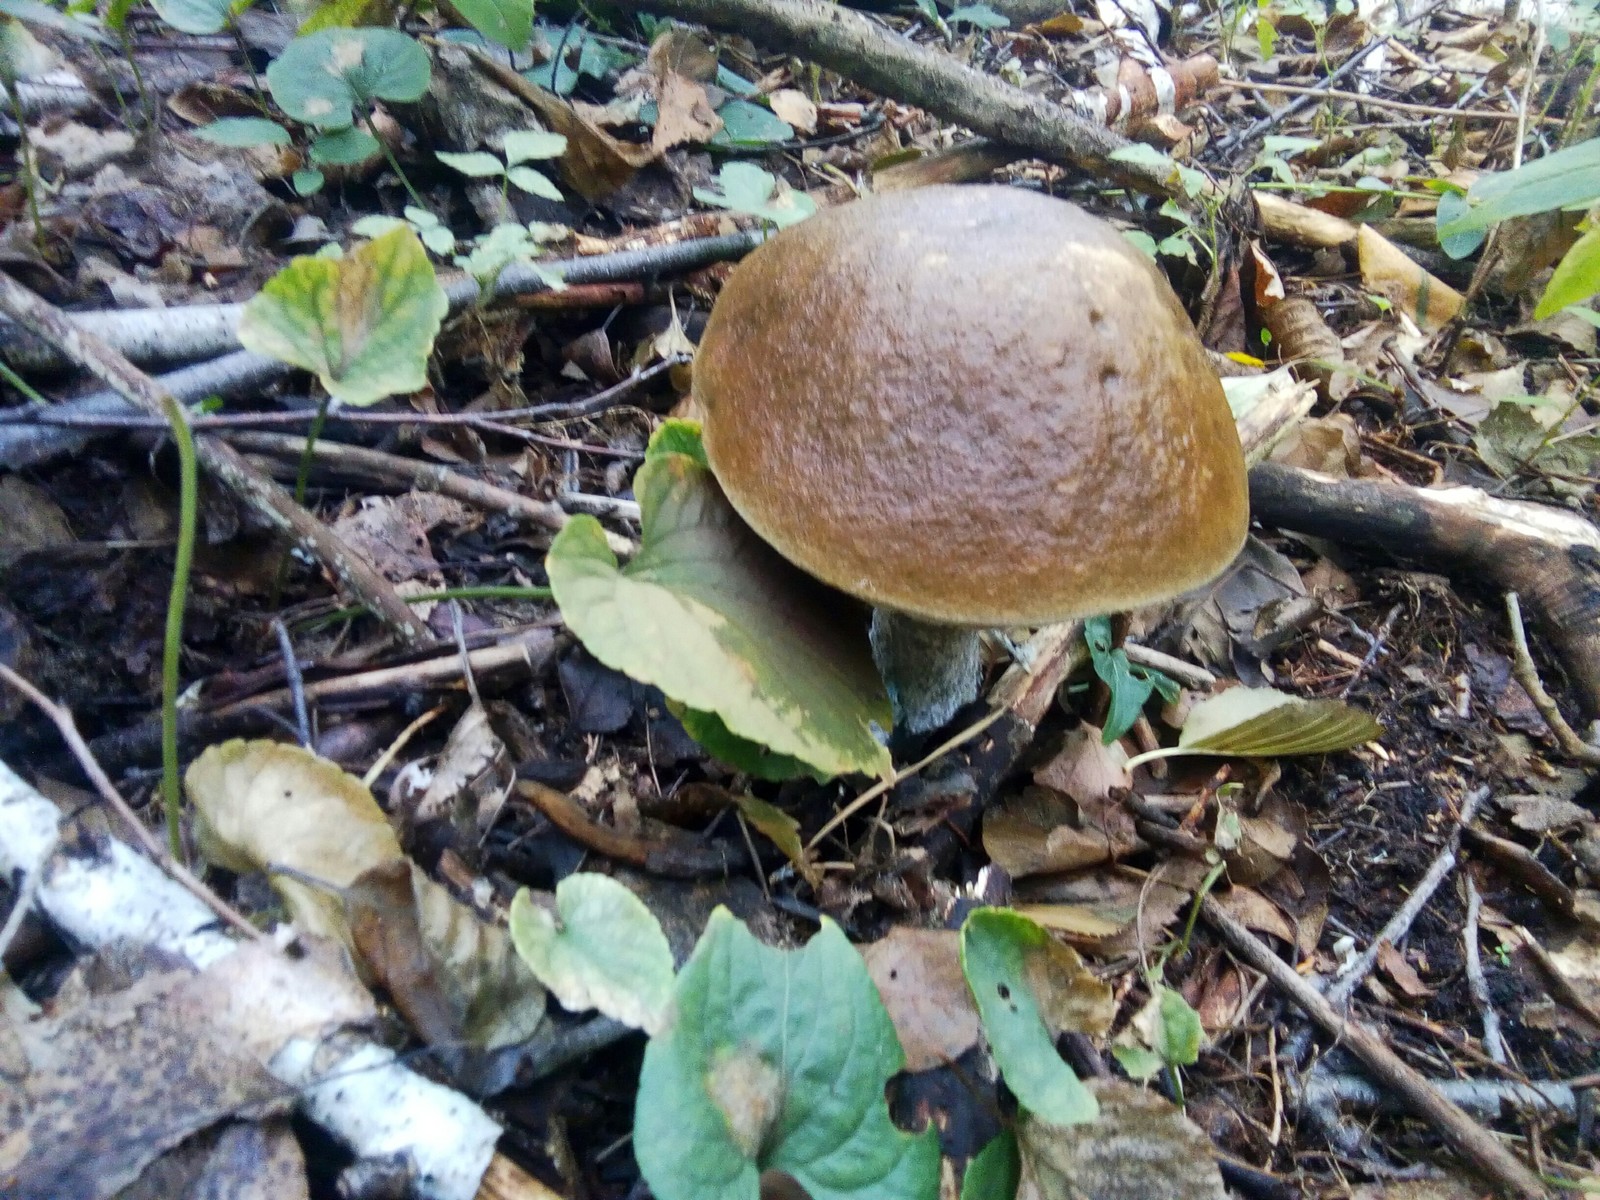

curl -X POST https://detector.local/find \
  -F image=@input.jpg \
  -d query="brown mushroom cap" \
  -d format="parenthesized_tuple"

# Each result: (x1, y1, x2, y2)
(695, 184, 1250, 627)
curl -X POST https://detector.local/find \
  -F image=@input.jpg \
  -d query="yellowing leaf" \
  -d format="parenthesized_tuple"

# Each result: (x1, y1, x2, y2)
(236, 225, 449, 407)
(1126, 686, 1381, 768)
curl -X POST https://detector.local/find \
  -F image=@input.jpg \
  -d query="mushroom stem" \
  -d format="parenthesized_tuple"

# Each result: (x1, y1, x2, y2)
(869, 609, 984, 735)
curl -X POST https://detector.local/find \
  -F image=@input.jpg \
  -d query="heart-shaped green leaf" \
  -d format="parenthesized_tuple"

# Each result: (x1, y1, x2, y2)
(148, 0, 233, 34)
(509, 875, 675, 1034)
(635, 909, 940, 1200)
(236, 224, 449, 407)
(309, 125, 379, 165)
(266, 27, 430, 129)
(546, 423, 892, 781)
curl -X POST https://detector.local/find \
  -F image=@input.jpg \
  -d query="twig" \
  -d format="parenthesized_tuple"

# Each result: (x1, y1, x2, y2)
(0, 273, 432, 643)
(1123, 642, 1216, 689)
(0, 663, 262, 940)
(1463, 873, 1509, 1066)
(1200, 895, 1550, 1199)
(514, 778, 735, 878)
(271, 618, 311, 749)
(226, 430, 637, 557)
(0, 859, 41, 961)
(1213, 78, 1546, 123)
(1505, 591, 1600, 766)
(1303, 1074, 1575, 1121)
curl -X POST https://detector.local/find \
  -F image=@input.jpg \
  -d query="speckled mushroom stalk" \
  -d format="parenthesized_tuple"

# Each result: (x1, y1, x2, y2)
(693, 184, 1251, 737)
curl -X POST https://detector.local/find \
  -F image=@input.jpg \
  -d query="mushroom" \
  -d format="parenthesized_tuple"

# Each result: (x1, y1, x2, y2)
(693, 184, 1250, 735)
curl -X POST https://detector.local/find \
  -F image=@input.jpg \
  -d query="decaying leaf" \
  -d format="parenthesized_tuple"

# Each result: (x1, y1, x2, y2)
(734, 793, 822, 887)
(983, 785, 1140, 878)
(862, 927, 981, 1072)
(960, 908, 1113, 1127)
(186, 740, 547, 1052)
(1015, 1079, 1226, 1200)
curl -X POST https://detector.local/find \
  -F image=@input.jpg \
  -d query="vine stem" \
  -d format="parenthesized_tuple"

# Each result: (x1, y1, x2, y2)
(161, 397, 198, 858)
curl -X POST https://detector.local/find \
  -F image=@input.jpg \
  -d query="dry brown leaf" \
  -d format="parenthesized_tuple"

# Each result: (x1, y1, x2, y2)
(1213, 886, 1296, 947)
(1356, 225, 1464, 331)
(652, 71, 723, 153)
(2, 962, 296, 1200)
(1266, 414, 1361, 476)
(413, 702, 513, 836)
(861, 928, 980, 1071)
(768, 88, 818, 134)
(344, 859, 548, 1051)
(984, 786, 1139, 878)
(1034, 722, 1132, 805)
(1025, 936, 1115, 1038)
(1375, 940, 1433, 1001)
(517, 85, 655, 201)
(1009, 902, 1128, 942)
(331, 492, 474, 591)
(1016, 865, 1201, 958)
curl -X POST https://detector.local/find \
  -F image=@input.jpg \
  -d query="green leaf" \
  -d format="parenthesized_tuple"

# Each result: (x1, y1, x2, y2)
(647, 417, 709, 466)
(635, 909, 940, 1200)
(1126, 686, 1380, 768)
(450, 0, 532, 51)
(1153, 986, 1203, 1066)
(503, 129, 567, 162)
(709, 98, 792, 147)
(506, 164, 562, 199)
(0, 0, 111, 40)
(149, 0, 232, 32)
(418, 224, 457, 255)
(1084, 616, 1180, 744)
(1111, 1044, 1165, 1080)
(508, 876, 675, 1034)
(545, 450, 893, 781)
(436, 149, 506, 178)
(1437, 136, 1600, 241)
(959, 908, 1102, 1127)
(1536, 223, 1600, 319)
(693, 161, 815, 228)
(1108, 142, 1209, 199)
(674, 704, 822, 781)
(963, 1133, 1020, 1200)
(946, 2, 1008, 24)
(236, 224, 450, 407)
(192, 116, 292, 147)
(266, 27, 431, 129)
(524, 24, 632, 95)
(292, 167, 325, 195)
(350, 214, 408, 239)
(1435, 189, 1486, 259)
(309, 124, 379, 165)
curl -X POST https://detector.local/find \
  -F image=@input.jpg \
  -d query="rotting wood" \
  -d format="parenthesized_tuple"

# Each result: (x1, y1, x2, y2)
(1249, 462, 1600, 720)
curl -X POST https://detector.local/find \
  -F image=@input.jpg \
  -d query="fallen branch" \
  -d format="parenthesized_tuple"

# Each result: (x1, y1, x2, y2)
(1200, 895, 1551, 1199)
(1249, 462, 1600, 720)
(602, 0, 1189, 201)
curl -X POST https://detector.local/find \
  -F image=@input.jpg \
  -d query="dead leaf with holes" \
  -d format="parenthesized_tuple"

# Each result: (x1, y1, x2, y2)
(862, 928, 980, 1071)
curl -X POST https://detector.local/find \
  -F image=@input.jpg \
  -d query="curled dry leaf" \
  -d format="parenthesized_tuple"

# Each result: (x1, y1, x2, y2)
(862, 927, 981, 1072)
(412, 701, 513, 836)
(983, 785, 1140, 879)
(767, 88, 818, 134)
(187, 739, 403, 945)
(1016, 1079, 1226, 1200)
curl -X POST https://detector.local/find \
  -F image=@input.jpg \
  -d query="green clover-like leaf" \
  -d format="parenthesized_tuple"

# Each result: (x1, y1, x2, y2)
(266, 27, 430, 129)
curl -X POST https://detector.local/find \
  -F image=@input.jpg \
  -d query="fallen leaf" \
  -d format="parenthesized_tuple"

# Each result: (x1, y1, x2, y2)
(767, 88, 818, 134)
(862, 927, 980, 1071)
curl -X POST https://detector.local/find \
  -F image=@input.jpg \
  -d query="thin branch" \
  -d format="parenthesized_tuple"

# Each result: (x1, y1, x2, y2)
(1505, 591, 1600, 766)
